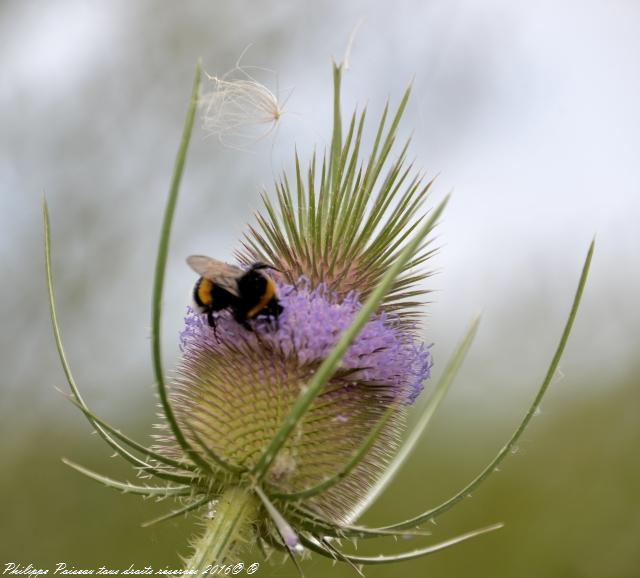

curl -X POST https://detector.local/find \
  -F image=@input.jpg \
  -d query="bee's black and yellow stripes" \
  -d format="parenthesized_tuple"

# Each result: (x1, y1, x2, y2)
(193, 277, 215, 309)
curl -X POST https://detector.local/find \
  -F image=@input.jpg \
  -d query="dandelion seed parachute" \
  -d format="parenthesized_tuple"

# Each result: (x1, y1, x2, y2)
(199, 72, 283, 145)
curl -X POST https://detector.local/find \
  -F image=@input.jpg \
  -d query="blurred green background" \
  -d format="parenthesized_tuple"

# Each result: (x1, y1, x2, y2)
(1, 2, 639, 577)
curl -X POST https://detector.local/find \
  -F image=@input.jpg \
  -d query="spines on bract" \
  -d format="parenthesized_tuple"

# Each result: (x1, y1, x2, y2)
(237, 74, 436, 328)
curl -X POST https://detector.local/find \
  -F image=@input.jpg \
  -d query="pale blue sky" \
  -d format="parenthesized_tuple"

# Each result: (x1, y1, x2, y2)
(1, 0, 638, 417)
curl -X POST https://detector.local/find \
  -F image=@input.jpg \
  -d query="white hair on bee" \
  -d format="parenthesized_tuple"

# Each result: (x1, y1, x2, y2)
(199, 62, 284, 147)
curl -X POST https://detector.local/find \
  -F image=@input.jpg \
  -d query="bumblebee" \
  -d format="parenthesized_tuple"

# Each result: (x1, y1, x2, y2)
(186, 255, 283, 336)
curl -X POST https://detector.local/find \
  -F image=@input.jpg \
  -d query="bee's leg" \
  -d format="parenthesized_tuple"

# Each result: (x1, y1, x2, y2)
(273, 302, 283, 331)
(233, 310, 253, 332)
(207, 310, 221, 343)
(261, 306, 280, 332)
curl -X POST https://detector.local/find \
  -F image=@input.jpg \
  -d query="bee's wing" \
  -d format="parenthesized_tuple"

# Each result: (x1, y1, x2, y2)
(186, 255, 242, 297)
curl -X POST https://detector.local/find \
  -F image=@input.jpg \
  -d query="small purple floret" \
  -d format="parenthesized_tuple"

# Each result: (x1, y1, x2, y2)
(180, 279, 432, 404)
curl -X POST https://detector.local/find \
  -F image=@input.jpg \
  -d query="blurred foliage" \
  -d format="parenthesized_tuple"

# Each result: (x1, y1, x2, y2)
(2, 367, 638, 577)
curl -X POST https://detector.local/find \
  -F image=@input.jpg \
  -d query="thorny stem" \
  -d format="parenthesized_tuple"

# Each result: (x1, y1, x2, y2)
(186, 487, 259, 570)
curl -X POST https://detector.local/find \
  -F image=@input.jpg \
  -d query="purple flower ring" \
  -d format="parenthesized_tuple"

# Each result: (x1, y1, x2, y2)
(168, 278, 432, 523)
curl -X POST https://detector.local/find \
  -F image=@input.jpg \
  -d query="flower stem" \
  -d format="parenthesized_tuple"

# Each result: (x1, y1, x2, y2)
(187, 487, 259, 570)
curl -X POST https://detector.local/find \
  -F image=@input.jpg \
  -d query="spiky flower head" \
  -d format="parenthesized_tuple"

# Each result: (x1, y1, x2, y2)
(162, 280, 431, 524)
(152, 60, 442, 565)
(46, 58, 593, 576)
(237, 81, 437, 328)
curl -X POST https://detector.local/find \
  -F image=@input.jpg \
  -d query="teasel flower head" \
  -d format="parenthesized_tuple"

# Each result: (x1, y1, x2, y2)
(164, 280, 431, 523)
(45, 60, 594, 575)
